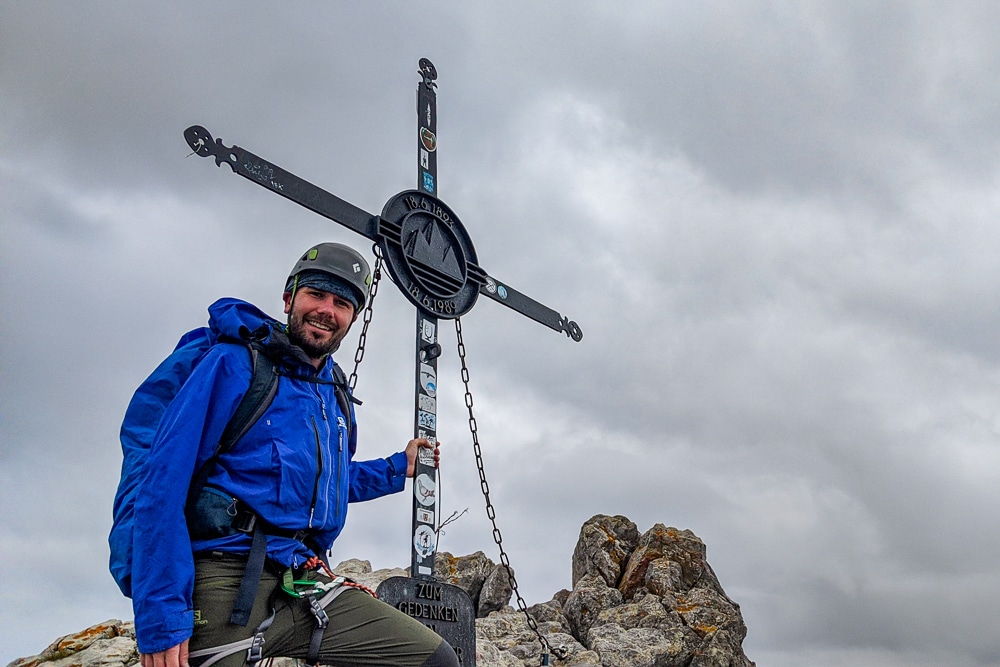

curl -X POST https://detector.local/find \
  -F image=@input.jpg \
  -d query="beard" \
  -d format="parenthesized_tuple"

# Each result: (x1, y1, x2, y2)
(286, 310, 347, 360)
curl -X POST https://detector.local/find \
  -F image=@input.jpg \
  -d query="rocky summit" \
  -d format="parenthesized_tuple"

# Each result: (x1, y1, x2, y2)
(8, 515, 754, 667)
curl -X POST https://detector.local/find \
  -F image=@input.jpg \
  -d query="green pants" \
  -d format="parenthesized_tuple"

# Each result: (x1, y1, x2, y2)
(187, 555, 457, 667)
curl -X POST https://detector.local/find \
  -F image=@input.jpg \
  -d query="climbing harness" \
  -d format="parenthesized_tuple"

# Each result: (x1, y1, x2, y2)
(243, 568, 353, 667)
(279, 567, 335, 666)
(189, 565, 373, 667)
(455, 318, 569, 664)
(275, 560, 380, 667)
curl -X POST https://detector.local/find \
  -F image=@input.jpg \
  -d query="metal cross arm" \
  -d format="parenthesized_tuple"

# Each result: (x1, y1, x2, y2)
(478, 279, 583, 342)
(184, 125, 376, 240)
(183, 125, 583, 342)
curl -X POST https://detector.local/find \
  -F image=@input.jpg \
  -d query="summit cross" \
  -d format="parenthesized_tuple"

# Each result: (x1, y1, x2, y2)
(184, 58, 582, 666)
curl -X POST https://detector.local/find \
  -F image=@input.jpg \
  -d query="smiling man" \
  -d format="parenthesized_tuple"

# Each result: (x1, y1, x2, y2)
(282, 244, 365, 362)
(113, 243, 458, 667)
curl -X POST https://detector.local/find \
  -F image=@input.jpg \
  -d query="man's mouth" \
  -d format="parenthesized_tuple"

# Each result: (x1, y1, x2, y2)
(305, 318, 334, 332)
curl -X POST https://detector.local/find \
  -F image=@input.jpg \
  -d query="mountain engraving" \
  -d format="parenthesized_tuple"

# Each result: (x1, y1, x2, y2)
(402, 217, 466, 296)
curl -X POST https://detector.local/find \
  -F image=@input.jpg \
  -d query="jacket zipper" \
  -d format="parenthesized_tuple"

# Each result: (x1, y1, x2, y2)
(308, 382, 344, 530)
(335, 412, 344, 527)
(308, 412, 323, 529)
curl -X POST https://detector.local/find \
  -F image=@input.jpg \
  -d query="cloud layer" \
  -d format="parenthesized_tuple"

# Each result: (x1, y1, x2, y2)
(3, 3, 1000, 665)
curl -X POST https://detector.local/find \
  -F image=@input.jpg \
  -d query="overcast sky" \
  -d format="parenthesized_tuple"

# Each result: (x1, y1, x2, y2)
(3, 2, 1000, 666)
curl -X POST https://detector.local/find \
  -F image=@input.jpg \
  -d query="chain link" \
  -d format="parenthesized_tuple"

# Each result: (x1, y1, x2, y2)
(454, 318, 567, 662)
(348, 246, 383, 393)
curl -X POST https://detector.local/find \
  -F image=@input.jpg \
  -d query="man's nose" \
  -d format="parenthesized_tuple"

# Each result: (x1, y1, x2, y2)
(314, 294, 338, 315)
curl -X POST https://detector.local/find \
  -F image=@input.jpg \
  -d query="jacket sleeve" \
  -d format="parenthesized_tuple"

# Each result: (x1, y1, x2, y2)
(347, 452, 408, 502)
(130, 346, 249, 654)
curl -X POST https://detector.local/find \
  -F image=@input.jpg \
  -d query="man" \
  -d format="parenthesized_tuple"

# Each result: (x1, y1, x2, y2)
(122, 243, 458, 667)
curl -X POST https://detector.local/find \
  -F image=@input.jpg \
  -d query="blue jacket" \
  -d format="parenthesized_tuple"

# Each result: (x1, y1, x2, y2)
(126, 299, 408, 653)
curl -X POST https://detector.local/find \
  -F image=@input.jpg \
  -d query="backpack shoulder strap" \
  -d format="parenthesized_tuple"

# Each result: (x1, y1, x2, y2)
(185, 341, 279, 512)
(218, 344, 279, 449)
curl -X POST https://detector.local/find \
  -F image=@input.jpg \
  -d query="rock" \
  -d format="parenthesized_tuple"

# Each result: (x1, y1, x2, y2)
(332, 558, 408, 592)
(476, 609, 596, 667)
(434, 551, 514, 618)
(435, 550, 494, 599)
(563, 573, 624, 640)
(587, 623, 694, 667)
(9, 516, 753, 667)
(475, 639, 523, 667)
(332, 557, 372, 576)
(478, 563, 515, 617)
(525, 598, 571, 634)
(571, 514, 639, 589)
(7, 620, 137, 667)
(575, 520, 753, 667)
(618, 524, 723, 600)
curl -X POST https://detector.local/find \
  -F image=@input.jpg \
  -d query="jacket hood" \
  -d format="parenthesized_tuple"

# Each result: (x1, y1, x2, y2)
(207, 297, 325, 372)
(207, 297, 277, 339)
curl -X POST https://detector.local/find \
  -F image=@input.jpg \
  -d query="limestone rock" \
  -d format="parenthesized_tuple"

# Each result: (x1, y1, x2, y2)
(434, 550, 514, 618)
(332, 558, 407, 592)
(571, 514, 639, 589)
(478, 563, 515, 618)
(587, 623, 694, 667)
(618, 524, 723, 600)
(435, 550, 494, 599)
(331, 557, 372, 576)
(9, 516, 754, 667)
(476, 609, 596, 667)
(524, 598, 572, 634)
(563, 574, 624, 640)
(574, 520, 753, 667)
(475, 640, 523, 667)
(7, 620, 137, 667)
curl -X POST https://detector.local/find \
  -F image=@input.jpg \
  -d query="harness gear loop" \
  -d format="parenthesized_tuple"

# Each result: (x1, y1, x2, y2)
(245, 607, 276, 667)
(304, 593, 329, 667)
(455, 318, 570, 662)
(307, 595, 330, 629)
(246, 626, 267, 666)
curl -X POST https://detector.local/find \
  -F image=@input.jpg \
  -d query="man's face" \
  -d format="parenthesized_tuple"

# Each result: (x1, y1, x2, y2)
(283, 286, 357, 362)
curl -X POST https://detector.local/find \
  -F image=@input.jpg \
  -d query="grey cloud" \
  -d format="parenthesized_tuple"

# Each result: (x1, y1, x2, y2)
(4, 2, 1000, 666)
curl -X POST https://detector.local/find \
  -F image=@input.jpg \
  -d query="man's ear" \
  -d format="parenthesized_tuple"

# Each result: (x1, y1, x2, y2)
(282, 291, 293, 315)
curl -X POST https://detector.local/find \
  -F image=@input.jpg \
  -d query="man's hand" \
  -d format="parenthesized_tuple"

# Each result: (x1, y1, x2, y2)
(405, 438, 440, 477)
(140, 639, 189, 667)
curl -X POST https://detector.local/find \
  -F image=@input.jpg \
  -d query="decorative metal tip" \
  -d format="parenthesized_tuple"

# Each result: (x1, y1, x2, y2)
(418, 58, 438, 89)
(182, 125, 239, 170)
(561, 318, 583, 342)
(183, 125, 213, 156)
(418, 58, 438, 79)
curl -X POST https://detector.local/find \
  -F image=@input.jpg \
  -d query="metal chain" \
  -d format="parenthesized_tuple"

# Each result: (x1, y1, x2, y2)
(348, 246, 383, 393)
(454, 318, 567, 662)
